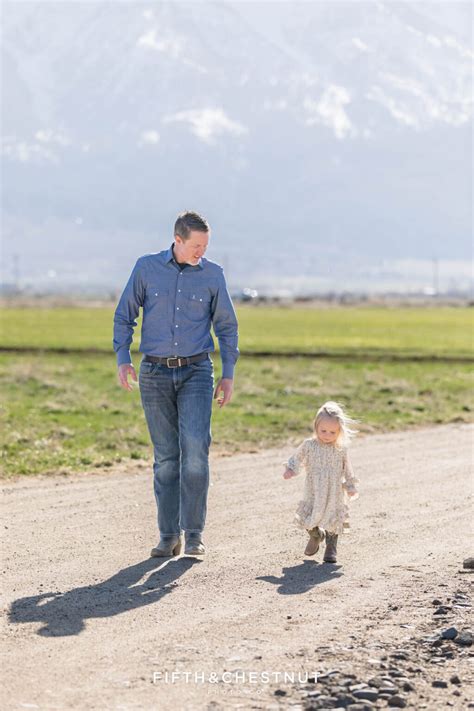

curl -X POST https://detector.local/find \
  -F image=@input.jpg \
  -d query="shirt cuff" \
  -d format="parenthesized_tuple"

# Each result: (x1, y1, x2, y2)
(221, 361, 235, 379)
(117, 347, 132, 366)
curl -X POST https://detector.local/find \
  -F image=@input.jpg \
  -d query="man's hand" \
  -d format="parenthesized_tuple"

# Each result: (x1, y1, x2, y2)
(213, 378, 234, 408)
(118, 363, 137, 391)
(283, 468, 296, 480)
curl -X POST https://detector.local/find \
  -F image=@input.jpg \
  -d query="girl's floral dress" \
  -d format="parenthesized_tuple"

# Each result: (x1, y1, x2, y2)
(285, 438, 359, 535)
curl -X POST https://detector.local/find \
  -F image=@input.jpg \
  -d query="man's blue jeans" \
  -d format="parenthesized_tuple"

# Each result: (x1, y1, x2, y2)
(138, 356, 214, 539)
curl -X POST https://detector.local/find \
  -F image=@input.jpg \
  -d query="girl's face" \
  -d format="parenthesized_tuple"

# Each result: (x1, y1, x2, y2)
(316, 417, 340, 445)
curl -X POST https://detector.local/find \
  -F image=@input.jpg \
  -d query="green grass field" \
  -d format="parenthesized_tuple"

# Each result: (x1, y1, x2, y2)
(0, 305, 472, 477)
(1, 305, 473, 357)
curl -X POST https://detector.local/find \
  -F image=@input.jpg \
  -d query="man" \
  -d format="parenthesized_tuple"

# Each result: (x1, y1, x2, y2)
(113, 211, 239, 557)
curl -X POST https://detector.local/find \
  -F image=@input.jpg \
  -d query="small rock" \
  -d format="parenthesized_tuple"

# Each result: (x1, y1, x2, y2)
(349, 683, 369, 692)
(454, 630, 473, 646)
(327, 685, 347, 695)
(318, 669, 340, 680)
(432, 680, 448, 688)
(367, 676, 385, 688)
(434, 605, 451, 616)
(309, 695, 337, 708)
(441, 627, 458, 640)
(353, 689, 379, 701)
(463, 557, 474, 569)
(402, 681, 415, 692)
(346, 704, 375, 711)
(335, 693, 358, 706)
(274, 689, 287, 696)
(432, 598, 443, 605)
(452, 689, 461, 696)
(450, 674, 461, 685)
(387, 696, 407, 708)
(380, 687, 399, 695)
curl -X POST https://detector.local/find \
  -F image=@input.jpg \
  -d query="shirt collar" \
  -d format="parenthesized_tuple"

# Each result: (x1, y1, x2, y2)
(165, 243, 204, 270)
(165, 245, 175, 264)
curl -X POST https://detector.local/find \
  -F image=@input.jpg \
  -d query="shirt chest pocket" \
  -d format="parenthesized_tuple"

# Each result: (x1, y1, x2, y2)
(145, 287, 169, 316)
(184, 289, 212, 319)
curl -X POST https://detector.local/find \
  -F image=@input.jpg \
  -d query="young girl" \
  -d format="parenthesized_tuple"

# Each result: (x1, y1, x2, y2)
(283, 401, 359, 563)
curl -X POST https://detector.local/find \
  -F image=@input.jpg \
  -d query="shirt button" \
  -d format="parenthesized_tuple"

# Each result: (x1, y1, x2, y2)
(175, 325, 179, 328)
(176, 307, 180, 310)
(174, 342, 178, 346)
(178, 289, 181, 293)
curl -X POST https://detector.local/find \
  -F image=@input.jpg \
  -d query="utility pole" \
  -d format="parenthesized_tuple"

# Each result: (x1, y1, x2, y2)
(432, 257, 439, 296)
(12, 254, 20, 290)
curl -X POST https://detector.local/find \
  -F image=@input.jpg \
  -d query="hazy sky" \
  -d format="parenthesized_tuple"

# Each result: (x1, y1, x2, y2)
(1, 1, 472, 294)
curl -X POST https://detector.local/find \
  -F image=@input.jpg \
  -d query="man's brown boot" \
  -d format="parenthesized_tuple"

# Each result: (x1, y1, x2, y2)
(304, 527, 325, 556)
(184, 533, 205, 556)
(323, 532, 338, 563)
(150, 535, 182, 558)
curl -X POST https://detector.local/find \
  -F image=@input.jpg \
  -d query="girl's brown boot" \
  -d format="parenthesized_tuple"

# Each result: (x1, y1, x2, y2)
(323, 532, 338, 563)
(304, 527, 325, 556)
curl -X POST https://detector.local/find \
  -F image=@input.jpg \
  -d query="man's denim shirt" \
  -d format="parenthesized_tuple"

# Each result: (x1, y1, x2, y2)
(113, 245, 240, 379)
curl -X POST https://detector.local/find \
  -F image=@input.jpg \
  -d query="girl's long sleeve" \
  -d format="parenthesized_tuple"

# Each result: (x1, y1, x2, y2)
(342, 451, 360, 500)
(284, 439, 310, 476)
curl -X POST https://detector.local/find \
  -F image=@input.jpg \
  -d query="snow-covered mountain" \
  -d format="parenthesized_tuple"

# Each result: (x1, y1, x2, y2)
(1, 1, 472, 294)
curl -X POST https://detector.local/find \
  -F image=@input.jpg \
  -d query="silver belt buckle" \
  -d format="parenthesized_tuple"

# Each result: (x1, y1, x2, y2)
(166, 356, 182, 368)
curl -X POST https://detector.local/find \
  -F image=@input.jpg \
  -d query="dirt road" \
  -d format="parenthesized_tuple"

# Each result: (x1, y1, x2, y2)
(1, 424, 473, 710)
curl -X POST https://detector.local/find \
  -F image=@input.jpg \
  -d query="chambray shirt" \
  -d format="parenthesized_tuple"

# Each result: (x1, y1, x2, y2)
(113, 245, 239, 379)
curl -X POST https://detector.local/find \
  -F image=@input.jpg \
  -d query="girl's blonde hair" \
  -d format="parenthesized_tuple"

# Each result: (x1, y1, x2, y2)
(313, 401, 358, 448)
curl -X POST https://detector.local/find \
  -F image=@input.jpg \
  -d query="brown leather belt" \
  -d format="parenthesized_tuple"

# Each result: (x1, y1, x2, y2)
(143, 352, 208, 368)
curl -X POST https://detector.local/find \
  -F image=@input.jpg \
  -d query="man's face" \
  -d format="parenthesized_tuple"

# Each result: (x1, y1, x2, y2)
(174, 230, 210, 265)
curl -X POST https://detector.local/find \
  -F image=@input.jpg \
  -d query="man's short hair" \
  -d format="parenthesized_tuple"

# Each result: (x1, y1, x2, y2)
(174, 211, 210, 240)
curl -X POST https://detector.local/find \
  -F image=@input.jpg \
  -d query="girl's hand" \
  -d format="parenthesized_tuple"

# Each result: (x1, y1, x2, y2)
(283, 468, 296, 480)
(347, 489, 357, 497)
